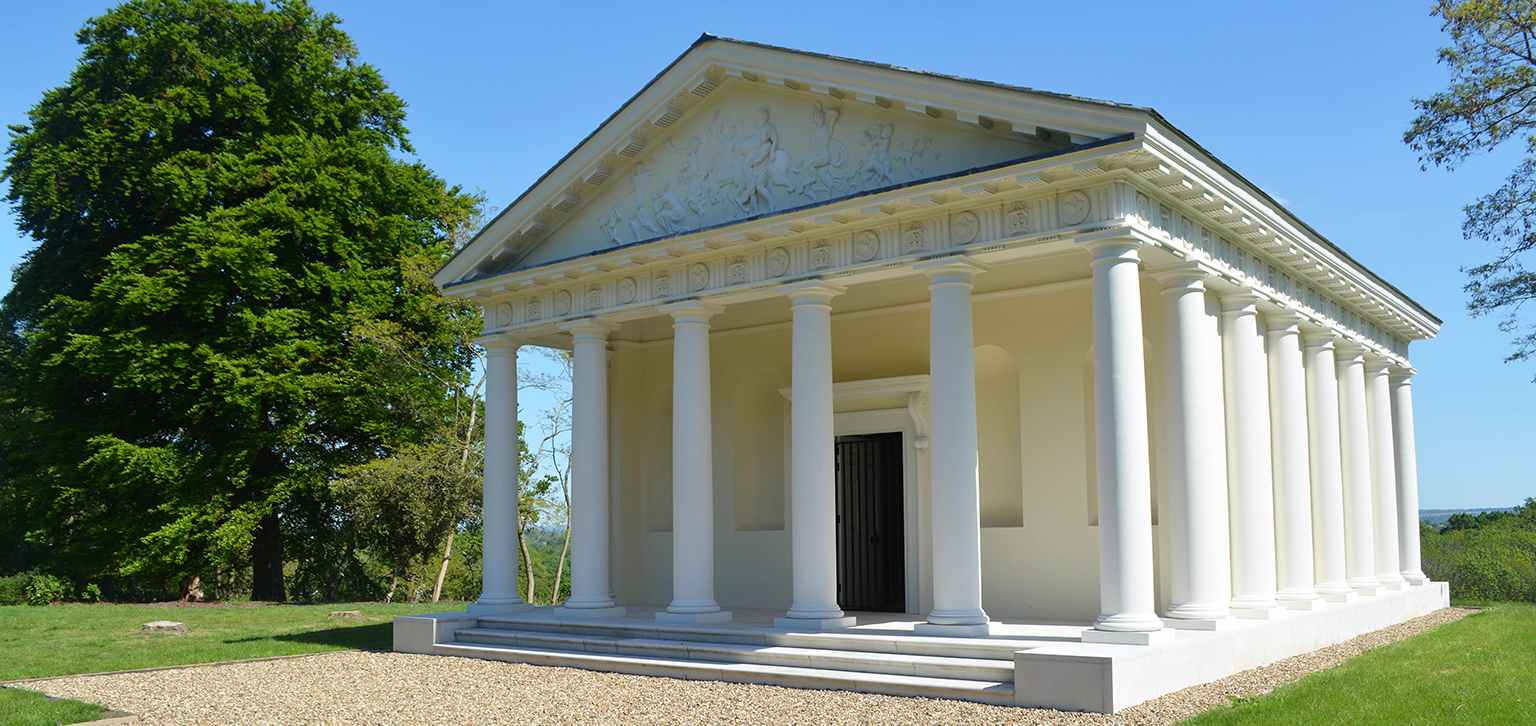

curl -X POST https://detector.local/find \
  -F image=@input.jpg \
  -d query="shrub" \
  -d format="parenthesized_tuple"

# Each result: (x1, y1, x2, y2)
(24, 572, 71, 605)
(0, 574, 28, 605)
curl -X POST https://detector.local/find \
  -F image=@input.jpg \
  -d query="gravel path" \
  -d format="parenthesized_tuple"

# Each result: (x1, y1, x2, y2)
(14, 607, 1471, 726)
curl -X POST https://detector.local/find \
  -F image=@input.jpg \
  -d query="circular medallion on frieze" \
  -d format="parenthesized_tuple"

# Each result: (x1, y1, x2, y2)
(1135, 192, 1151, 221)
(617, 276, 637, 304)
(553, 289, 572, 316)
(950, 211, 979, 245)
(767, 247, 790, 277)
(495, 302, 513, 327)
(688, 263, 709, 292)
(854, 231, 879, 261)
(1059, 190, 1091, 226)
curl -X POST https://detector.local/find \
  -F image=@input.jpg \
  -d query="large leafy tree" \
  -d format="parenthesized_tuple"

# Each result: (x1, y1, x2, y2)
(1407, 0, 1536, 372)
(0, 0, 481, 600)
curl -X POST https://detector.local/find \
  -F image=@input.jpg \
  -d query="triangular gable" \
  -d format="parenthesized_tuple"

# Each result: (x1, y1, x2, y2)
(436, 36, 1153, 285)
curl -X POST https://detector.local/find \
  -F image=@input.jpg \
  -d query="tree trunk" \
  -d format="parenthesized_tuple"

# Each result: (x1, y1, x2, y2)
(250, 510, 286, 602)
(386, 573, 399, 603)
(432, 531, 454, 603)
(552, 527, 570, 605)
(327, 530, 356, 602)
(517, 520, 536, 604)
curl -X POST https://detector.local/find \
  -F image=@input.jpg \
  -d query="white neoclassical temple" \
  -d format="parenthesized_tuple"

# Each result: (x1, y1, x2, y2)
(395, 37, 1448, 713)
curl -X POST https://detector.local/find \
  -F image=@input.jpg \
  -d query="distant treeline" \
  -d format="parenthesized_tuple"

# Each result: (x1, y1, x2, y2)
(1421, 498, 1536, 602)
(1420, 508, 1519, 529)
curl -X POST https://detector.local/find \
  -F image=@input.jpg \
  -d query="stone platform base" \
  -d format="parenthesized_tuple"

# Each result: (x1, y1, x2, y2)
(394, 583, 1448, 714)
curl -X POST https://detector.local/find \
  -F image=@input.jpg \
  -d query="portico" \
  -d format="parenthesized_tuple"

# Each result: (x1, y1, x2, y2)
(397, 36, 1446, 713)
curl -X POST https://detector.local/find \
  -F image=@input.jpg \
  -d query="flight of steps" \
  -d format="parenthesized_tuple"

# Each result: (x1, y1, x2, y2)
(434, 614, 1021, 705)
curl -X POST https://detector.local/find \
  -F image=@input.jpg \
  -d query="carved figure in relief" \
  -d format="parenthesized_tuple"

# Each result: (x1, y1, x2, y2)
(739, 109, 798, 214)
(665, 136, 709, 221)
(853, 123, 895, 190)
(651, 182, 687, 234)
(703, 117, 751, 218)
(626, 160, 660, 240)
(796, 102, 847, 200)
(596, 197, 624, 246)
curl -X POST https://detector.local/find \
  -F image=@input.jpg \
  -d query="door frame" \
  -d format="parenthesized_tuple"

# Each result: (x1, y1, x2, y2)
(832, 408, 920, 614)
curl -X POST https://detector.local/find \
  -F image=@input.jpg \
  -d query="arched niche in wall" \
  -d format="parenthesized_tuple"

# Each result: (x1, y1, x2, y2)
(645, 383, 673, 532)
(732, 371, 787, 531)
(975, 344, 1024, 528)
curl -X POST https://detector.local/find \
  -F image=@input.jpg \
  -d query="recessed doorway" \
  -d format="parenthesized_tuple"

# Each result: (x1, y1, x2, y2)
(835, 432, 906, 612)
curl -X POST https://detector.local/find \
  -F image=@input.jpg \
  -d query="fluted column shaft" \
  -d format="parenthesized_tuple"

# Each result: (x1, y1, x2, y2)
(1390, 370, 1428, 585)
(1336, 343, 1381, 593)
(474, 335, 527, 611)
(1087, 239, 1162, 633)
(1220, 291, 1278, 612)
(919, 258, 989, 628)
(662, 300, 726, 616)
(1302, 329, 1352, 597)
(1265, 313, 1318, 605)
(564, 320, 618, 609)
(1365, 357, 1406, 587)
(784, 282, 849, 623)
(1156, 266, 1230, 620)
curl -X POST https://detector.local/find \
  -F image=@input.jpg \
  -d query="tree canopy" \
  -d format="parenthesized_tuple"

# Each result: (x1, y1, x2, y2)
(1407, 0, 1536, 372)
(0, 0, 483, 600)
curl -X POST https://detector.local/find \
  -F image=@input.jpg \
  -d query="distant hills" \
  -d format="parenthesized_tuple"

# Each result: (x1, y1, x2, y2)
(1419, 507, 1518, 528)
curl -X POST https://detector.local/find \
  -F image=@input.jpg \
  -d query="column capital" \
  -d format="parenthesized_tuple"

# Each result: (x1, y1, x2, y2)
(1263, 309, 1306, 334)
(782, 280, 847, 308)
(1389, 366, 1418, 383)
(1149, 261, 1213, 292)
(1334, 340, 1367, 362)
(476, 333, 528, 354)
(1083, 236, 1142, 265)
(1300, 324, 1339, 349)
(1362, 354, 1393, 376)
(660, 299, 726, 325)
(914, 255, 988, 287)
(1218, 288, 1261, 314)
(559, 317, 619, 342)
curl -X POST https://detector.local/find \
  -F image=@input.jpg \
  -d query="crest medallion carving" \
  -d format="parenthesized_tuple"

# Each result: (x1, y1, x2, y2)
(1006, 202, 1032, 235)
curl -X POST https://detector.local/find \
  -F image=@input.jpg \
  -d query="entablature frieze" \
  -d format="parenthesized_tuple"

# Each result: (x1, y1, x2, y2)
(453, 144, 1425, 368)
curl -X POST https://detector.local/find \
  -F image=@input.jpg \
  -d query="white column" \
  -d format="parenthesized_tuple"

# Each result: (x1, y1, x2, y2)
(1301, 328, 1353, 600)
(557, 319, 625, 617)
(1154, 265, 1230, 621)
(1390, 368, 1428, 585)
(1264, 312, 1319, 608)
(1219, 291, 1278, 614)
(657, 300, 732, 623)
(1365, 356, 1406, 589)
(468, 334, 533, 615)
(1335, 343, 1381, 594)
(1082, 238, 1166, 644)
(777, 281, 855, 630)
(913, 257, 990, 637)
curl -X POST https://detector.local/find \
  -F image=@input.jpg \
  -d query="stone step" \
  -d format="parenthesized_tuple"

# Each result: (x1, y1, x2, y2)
(474, 614, 1036, 660)
(455, 627, 1015, 683)
(434, 640, 1016, 706)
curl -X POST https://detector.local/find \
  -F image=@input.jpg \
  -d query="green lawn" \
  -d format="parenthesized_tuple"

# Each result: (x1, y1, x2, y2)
(0, 601, 461, 725)
(1181, 603, 1536, 725)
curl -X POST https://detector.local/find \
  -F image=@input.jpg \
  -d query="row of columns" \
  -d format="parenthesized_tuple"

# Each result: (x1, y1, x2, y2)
(471, 234, 1427, 640)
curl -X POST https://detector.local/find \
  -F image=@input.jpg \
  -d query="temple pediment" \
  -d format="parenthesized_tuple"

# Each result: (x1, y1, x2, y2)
(439, 36, 1152, 284)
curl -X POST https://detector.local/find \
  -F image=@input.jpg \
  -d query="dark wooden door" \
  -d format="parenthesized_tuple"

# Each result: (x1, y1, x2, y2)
(835, 432, 906, 612)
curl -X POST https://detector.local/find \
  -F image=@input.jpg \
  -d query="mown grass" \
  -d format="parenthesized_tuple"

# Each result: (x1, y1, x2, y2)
(1181, 602, 1536, 725)
(0, 601, 460, 725)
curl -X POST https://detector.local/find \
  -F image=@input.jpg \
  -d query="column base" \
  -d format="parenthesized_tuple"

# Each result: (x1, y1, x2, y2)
(1320, 591, 1358, 603)
(466, 601, 535, 616)
(914, 622, 992, 638)
(1233, 607, 1279, 620)
(1279, 599, 1321, 611)
(1379, 581, 1407, 591)
(656, 610, 733, 625)
(553, 606, 627, 619)
(1403, 572, 1429, 586)
(773, 616, 857, 631)
(1350, 582, 1384, 597)
(1081, 627, 1175, 645)
(1160, 617, 1236, 631)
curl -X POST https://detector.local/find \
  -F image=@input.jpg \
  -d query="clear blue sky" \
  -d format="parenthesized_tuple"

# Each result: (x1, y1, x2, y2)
(2, 0, 1531, 510)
